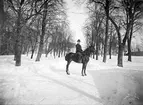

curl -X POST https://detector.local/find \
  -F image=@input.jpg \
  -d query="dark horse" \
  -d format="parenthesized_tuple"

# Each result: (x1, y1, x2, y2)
(65, 45, 95, 76)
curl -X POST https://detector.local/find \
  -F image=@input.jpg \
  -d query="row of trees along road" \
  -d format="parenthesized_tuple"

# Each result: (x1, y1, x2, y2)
(0, 0, 74, 66)
(83, 0, 143, 67)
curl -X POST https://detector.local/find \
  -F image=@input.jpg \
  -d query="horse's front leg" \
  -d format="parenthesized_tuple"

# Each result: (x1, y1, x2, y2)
(81, 63, 85, 76)
(84, 63, 87, 76)
(66, 61, 71, 75)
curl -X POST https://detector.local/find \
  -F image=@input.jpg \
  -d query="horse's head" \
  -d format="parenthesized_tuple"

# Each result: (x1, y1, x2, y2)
(83, 44, 95, 56)
(89, 45, 95, 53)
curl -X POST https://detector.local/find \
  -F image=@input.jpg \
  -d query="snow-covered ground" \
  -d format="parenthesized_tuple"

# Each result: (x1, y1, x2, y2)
(0, 54, 143, 105)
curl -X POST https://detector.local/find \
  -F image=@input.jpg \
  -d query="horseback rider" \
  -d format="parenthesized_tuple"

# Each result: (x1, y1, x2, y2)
(76, 39, 83, 62)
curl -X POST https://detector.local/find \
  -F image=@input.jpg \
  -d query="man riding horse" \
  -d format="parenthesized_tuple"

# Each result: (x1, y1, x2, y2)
(76, 39, 83, 62)
(65, 40, 95, 76)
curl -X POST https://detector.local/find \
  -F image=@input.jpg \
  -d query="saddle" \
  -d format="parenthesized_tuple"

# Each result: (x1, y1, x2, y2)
(76, 52, 83, 63)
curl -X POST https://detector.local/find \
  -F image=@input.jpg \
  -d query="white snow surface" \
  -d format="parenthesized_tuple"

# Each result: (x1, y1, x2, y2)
(0, 55, 143, 105)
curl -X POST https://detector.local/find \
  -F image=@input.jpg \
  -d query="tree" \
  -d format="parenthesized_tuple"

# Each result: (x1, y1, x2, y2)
(13, 0, 23, 66)
(108, 23, 116, 59)
(103, 0, 110, 62)
(35, 1, 48, 61)
(108, 0, 143, 66)
(87, 0, 143, 67)
(35, 0, 65, 61)
(0, 0, 4, 26)
(107, 0, 132, 67)
(0, 11, 15, 55)
(6, 0, 43, 66)
(121, 0, 143, 61)
(92, 11, 104, 60)
(89, 0, 111, 62)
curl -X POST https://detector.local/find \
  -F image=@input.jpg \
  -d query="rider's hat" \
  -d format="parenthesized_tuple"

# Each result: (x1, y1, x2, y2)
(77, 39, 81, 42)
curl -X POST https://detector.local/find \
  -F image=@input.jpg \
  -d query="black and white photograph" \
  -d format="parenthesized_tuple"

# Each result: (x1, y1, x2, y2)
(0, 0, 143, 105)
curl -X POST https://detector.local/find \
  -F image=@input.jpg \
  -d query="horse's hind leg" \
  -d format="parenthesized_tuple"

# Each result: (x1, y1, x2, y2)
(66, 60, 71, 75)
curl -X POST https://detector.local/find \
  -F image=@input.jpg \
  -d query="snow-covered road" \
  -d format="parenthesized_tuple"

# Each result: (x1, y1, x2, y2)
(0, 55, 143, 105)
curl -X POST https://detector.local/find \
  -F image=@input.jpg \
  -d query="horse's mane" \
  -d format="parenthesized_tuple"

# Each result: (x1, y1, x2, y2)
(82, 46, 91, 56)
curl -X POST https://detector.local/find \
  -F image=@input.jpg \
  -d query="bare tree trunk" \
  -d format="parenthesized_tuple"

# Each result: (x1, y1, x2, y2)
(45, 45, 53, 57)
(103, 0, 109, 63)
(58, 49, 60, 57)
(96, 34, 99, 60)
(109, 14, 129, 67)
(91, 26, 95, 59)
(0, 0, 4, 26)
(96, 44, 99, 60)
(117, 43, 124, 67)
(22, 43, 28, 54)
(56, 48, 58, 57)
(45, 42, 49, 57)
(127, 38, 132, 61)
(109, 26, 113, 59)
(53, 48, 56, 58)
(31, 38, 38, 59)
(31, 49, 34, 59)
(109, 39, 112, 59)
(101, 43, 104, 57)
(26, 45, 30, 56)
(31, 43, 37, 59)
(117, 27, 129, 67)
(127, 21, 133, 62)
(15, 7, 22, 66)
(45, 49, 52, 57)
(36, 3, 47, 61)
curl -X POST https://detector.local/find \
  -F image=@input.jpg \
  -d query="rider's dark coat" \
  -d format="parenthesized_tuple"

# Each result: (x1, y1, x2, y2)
(76, 43, 82, 53)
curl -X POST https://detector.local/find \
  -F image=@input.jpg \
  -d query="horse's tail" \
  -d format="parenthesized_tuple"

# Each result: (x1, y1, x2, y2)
(65, 52, 74, 61)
